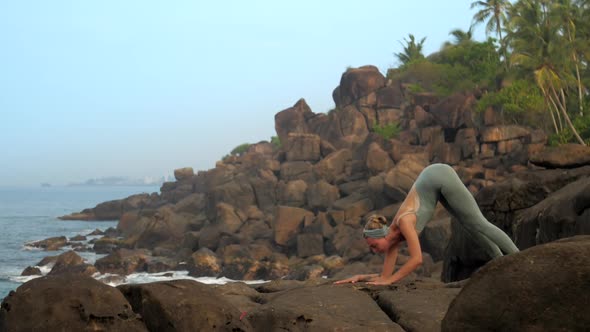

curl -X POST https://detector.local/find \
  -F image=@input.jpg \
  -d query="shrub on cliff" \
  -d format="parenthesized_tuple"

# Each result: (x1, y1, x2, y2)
(476, 79, 545, 126)
(373, 122, 401, 140)
(230, 143, 251, 156)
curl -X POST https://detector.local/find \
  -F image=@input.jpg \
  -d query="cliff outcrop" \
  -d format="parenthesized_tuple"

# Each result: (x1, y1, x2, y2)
(53, 65, 590, 284)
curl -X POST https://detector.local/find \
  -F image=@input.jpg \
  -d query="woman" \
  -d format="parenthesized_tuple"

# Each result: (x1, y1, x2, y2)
(334, 163, 519, 285)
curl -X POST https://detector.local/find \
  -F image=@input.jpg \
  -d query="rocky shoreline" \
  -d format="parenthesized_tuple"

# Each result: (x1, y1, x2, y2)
(3, 66, 590, 330)
(2, 236, 589, 331)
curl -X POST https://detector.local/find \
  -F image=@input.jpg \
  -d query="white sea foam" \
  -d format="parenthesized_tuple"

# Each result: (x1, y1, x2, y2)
(38, 264, 53, 275)
(96, 270, 268, 287)
(22, 245, 42, 251)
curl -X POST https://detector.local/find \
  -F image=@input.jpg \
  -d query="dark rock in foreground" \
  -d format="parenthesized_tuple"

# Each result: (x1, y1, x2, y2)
(3, 235, 589, 332)
(442, 235, 590, 331)
(247, 283, 404, 331)
(376, 279, 461, 332)
(118, 280, 251, 331)
(0, 275, 146, 332)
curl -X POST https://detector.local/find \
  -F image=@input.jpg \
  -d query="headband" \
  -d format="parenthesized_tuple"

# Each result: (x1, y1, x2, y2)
(363, 225, 389, 238)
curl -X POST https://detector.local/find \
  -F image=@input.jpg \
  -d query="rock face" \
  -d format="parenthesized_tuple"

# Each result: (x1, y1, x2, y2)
(52, 64, 590, 289)
(529, 143, 590, 168)
(0, 275, 146, 331)
(118, 280, 251, 331)
(442, 236, 590, 332)
(247, 283, 404, 331)
(376, 279, 461, 332)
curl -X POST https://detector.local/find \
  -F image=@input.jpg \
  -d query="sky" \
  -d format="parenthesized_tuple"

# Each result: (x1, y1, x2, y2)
(0, 0, 486, 186)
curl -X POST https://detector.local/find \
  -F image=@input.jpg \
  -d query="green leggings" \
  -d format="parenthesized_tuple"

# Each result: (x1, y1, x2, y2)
(414, 163, 519, 258)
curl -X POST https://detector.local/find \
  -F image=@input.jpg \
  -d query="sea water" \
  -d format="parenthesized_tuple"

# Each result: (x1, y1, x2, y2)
(0, 185, 264, 300)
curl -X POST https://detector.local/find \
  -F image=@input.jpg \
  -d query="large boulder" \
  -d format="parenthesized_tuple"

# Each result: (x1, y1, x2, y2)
(480, 125, 531, 143)
(59, 193, 158, 221)
(135, 206, 196, 249)
(334, 65, 387, 108)
(0, 275, 146, 331)
(331, 224, 370, 260)
(280, 161, 315, 182)
(118, 279, 251, 331)
(376, 279, 461, 332)
(376, 84, 404, 109)
(247, 284, 403, 331)
(515, 176, 590, 248)
(172, 193, 207, 214)
(306, 180, 340, 211)
(477, 166, 590, 248)
(338, 106, 371, 147)
(530, 143, 590, 168)
(366, 142, 394, 175)
(331, 193, 374, 221)
(313, 149, 353, 183)
(285, 133, 321, 162)
(48, 250, 97, 277)
(187, 247, 222, 277)
(273, 206, 314, 246)
(208, 173, 257, 212)
(442, 236, 590, 332)
(215, 202, 244, 233)
(275, 98, 313, 145)
(94, 249, 150, 275)
(173, 167, 194, 181)
(419, 217, 452, 262)
(278, 180, 308, 207)
(383, 157, 427, 202)
(429, 92, 476, 129)
(27, 236, 67, 251)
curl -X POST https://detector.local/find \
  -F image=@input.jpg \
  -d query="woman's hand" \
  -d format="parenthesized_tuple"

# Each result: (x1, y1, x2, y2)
(333, 275, 363, 284)
(366, 276, 393, 286)
(334, 274, 372, 285)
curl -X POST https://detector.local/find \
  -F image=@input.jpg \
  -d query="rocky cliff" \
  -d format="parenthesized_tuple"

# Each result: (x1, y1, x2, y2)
(52, 65, 590, 284)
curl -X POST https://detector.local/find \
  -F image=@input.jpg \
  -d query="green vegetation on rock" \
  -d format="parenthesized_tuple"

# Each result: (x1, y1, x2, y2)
(373, 122, 401, 140)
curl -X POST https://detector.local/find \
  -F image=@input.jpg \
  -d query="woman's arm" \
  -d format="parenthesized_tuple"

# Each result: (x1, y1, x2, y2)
(368, 214, 422, 285)
(378, 240, 399, 279)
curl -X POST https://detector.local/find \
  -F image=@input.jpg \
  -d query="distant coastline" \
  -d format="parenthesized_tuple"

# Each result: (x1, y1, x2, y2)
(67, 176, 171, 187)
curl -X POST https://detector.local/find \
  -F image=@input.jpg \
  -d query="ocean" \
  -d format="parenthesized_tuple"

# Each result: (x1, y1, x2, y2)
(0, 185, 261, 300)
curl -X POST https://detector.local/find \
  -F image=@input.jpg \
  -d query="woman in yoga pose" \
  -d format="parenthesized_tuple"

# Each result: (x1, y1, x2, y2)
(334, 163, 519, 285)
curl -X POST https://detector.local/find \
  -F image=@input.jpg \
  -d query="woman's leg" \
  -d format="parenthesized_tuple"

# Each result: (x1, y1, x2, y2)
(416, 164, 519, 255)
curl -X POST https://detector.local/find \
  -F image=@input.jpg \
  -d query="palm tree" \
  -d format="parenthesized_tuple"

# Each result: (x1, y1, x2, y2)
(394, 34, 426, 66)
(552, 0, 586, 116)
(471, 0, 511, 68)
(508, 0, 586, 145)
(446, 27, 475, 47)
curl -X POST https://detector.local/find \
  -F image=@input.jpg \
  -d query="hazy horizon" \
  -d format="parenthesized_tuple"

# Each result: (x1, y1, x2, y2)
(1, 1, 485, 186)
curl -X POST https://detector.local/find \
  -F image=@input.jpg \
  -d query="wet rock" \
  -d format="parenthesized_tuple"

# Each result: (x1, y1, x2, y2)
(69, 234, 87, 241)
(48, 250, 97, 277)
(27, 236, 67, 251)
(187, 247, 221, 277)
(20, 266, 41, 276)
(94, 249, 150, 275)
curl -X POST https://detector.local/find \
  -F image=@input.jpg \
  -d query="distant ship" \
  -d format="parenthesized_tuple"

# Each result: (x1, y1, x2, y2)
(40, 183, 51, 187)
